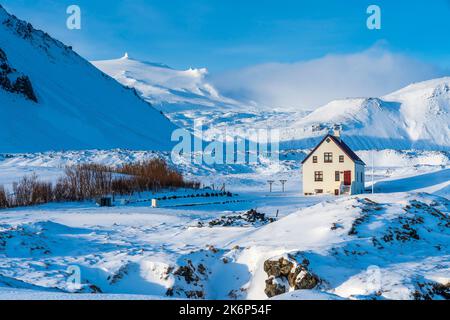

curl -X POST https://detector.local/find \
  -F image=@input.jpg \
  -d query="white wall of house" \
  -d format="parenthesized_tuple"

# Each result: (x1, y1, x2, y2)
(302, 137, 365, 196)
(353, 162, 366, 194)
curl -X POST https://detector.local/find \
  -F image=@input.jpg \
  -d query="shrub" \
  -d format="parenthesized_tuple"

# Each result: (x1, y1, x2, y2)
(11, 174, 52, 207)
(0, 185, 9, 208)
(0, 158, 200, 209)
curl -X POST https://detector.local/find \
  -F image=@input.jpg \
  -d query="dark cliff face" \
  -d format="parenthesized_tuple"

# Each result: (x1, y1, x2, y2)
(0, 47, 37, 102)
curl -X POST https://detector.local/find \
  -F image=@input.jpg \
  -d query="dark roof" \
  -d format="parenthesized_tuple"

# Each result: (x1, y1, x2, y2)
(301, 134, 366, 165)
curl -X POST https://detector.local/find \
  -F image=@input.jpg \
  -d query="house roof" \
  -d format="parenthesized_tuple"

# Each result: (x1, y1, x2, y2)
(301, 134, 366, 165)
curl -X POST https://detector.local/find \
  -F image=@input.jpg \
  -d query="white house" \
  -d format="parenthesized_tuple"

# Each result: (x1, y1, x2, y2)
(302, 132, 366, 196)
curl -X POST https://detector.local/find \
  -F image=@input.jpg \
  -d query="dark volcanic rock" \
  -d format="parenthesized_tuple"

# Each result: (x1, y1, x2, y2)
(207, 209, 276, 227)
(0, 46, 37, 102)
(263, 255, 320, 298)
(11, 75, 37, 102)
(264, 257, 294, 278)
(265, 276, 288, 298)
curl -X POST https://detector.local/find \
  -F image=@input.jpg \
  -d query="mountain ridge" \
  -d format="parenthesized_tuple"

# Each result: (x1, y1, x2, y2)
(0, 5, 177, 153)
(94, 52, 450, 151)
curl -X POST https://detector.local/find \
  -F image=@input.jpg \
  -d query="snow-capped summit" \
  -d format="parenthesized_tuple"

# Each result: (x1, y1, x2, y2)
(93, 48, 450, 151)
(92, 55, 244, 112)
(0, 5, 177, 153)
(284, 77, 450, 150)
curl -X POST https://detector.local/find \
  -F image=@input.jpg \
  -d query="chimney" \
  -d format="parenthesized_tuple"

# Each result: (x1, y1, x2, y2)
(333, 125, 342, 140)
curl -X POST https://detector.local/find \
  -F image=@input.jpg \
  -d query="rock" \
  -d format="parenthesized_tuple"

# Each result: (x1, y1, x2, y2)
(289, 268, 319, 290)
(0, 48, 37, 102)
(263, 255, 320, 298)
(197, 263, 206, 275)
(207, 209, 276, 228)
(0, 48, 6, 61)
(12, 75, 38, 102)
(264, 276, 288, 298)
(264, 257, 294, 278)
(207, 245, 218, 253)
(88, 284, 103, 293)
(173, 261, 199, 284)
(186, 290, 204, 299)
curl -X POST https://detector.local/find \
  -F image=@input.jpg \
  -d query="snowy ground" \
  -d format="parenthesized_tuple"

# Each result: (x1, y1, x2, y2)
(0, 149, 448, 300)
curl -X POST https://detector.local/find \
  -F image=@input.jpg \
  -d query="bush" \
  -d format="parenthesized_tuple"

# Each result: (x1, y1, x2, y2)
(61, 164, 113, 201)
(10, 174, 52, 207)
(0, 185, 9, 208)
(117, 159, 184, 191)
(0, 158, 200, 209)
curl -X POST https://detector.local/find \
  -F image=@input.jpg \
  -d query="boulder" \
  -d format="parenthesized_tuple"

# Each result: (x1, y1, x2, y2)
(263, 255, 320, 298)
(264, 276, 288, 298)
(263, 257, 294, 278)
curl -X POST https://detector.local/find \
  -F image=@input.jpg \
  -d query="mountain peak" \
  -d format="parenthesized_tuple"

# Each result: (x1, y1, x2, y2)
(384, 76, 450, 101)
(0, 6, 177, 152)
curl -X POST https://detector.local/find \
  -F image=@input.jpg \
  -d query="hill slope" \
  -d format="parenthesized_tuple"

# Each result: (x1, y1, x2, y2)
(278, 77, 450, 150)
(92, 54, 244, 112)
(0, 5, 177, 153)
(93, 53, 450, 151)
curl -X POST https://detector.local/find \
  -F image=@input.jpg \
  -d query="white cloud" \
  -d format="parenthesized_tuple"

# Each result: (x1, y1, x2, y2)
(211, 47, 447, 110)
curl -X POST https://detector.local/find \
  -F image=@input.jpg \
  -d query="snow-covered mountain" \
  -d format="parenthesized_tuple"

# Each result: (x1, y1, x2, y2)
(92, 54, 299, 142)
(0, 5, 177, 153)
(92, 54, 245, 112)
(284, 77, 450, 150)
(93, 52, 450, 151)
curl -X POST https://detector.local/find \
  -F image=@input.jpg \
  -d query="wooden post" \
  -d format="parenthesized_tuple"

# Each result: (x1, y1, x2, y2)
(267, 180, 275, 193)
(280, 180, 287, 192)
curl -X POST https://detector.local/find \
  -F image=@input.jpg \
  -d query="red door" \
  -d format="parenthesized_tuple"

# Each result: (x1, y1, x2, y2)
(344, 171, 351, 186)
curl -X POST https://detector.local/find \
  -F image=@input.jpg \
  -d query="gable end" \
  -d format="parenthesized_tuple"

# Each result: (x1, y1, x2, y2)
(301, 134, 366, 165)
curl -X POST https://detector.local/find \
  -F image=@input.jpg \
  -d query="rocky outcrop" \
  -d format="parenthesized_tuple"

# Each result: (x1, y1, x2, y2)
(166, 259, 207, 299)
(413, 281, 450, 300)
(205, 209, 276, 228)
(263, 255, 320, 298)
(0, 47, 37, 102)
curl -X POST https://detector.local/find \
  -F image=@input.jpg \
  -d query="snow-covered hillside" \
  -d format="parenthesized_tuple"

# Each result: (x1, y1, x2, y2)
(94, 51, 450, 151)
(0, 184, 448, 300)
(91, 54, 312, 142)
(0, 5, 177, 153)
(92, 54, 245, 112)
(285, 77, 450, 150)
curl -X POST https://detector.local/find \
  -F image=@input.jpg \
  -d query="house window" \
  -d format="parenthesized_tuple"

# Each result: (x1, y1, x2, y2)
(313, 156, 318, 163)
(315, 189, 324, 194)
(324, 153, 333, 163)
(314, 171, 323, 182)
(335, 171, 340, 182)
(339, 155, 344, 163)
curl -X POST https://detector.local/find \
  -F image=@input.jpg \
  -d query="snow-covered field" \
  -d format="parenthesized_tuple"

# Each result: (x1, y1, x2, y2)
(0, 149, 448, 300)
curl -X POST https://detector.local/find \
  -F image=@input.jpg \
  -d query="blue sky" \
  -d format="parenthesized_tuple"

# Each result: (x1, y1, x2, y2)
(2, 0, 449, 108)
(2, 0, 450, 72)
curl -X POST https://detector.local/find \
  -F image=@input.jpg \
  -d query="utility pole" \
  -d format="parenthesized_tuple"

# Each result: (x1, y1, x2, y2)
(280, 180, 287, 192)
(371, 150, 375, 194)
(267, 180, 275, 193)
